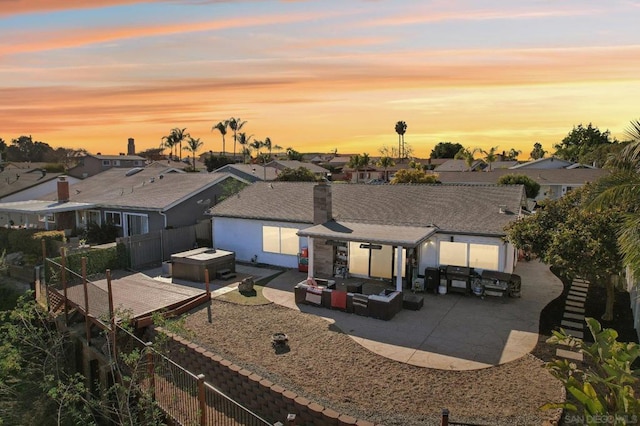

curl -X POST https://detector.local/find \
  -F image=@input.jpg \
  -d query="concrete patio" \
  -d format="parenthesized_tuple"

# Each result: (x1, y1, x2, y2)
(261, 260, 562, 370)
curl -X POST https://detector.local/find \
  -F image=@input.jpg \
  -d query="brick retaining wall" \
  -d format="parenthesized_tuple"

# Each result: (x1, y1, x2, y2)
(154, 328, 377, 426)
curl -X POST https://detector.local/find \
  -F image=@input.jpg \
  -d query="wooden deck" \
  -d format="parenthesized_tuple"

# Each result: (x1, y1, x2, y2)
(61, 271, 208, 327)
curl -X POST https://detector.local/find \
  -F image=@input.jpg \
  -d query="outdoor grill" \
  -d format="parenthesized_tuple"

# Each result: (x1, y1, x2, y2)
(445, 265, 471, 294)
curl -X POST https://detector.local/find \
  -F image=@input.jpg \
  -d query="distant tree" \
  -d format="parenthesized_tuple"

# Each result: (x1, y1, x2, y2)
(263, 137, 273, 159)
(395, 121, 407, 160)
(347, 154, 362, 183)
(183, 136, 204, 171)
(228, 117, 247, 160)
(274, 167, 317, 182)
(391, 169, 439, 184)
(431, 142, 463, 159)
(204, 153, 232, 172)
(377, 156, 395, 181)
(505, 185, 623, 321)
(554, 123, 614, 166)
(236, 132, 253, 163)
(161, 131, 177, 159)
(0, 138, 6, 162)
(219, 178, 248, 201)
(530, 142, 547, 160)
(480, 146, 499, 171)
(505, 148, 522, 160)
(250, 139, 263, 161)
(212, 121, 229, 155)
(497, 174, 541, 198)
(285, 147, 303, 161)
(6, 136, 53, 162)
(454, 147, 478, 170)
(137, 147, 164, 161)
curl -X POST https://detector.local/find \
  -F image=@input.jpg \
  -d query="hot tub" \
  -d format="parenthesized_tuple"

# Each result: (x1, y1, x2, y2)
(170, 248, 235, 282)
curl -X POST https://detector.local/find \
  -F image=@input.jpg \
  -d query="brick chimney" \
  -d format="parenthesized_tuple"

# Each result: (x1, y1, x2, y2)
(127, 138, 135, 155)
(57, 176, 70, 202)
(313, 182, 332, 225)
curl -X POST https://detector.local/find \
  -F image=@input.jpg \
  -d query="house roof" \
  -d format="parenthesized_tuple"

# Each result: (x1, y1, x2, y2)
(298, 221, 437, 247)
(210, 182, 526, 236)
(0, 169, 65, 198)
(266, 160, 329, 174)
(91, 154, 146, 161)
(40, 167, 239, 211)
(434, 159, 485, 172)
(0, 199, 96, 214)
(434, 168, 609, 185)
(509, 156, 574, 169)
(214, 164, 279, 181)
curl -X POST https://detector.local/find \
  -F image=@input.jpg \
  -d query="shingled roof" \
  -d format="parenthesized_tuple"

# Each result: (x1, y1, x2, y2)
(209, 182, 526, 236)
(40, 167, 236, 211)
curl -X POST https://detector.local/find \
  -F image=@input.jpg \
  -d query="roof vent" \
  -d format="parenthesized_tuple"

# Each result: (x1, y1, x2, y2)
(499, 204, 507, 214)
(125, 167, 144, 176)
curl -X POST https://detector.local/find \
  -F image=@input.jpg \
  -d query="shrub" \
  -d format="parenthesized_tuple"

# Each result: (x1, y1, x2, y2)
(2, 229, 65, 262)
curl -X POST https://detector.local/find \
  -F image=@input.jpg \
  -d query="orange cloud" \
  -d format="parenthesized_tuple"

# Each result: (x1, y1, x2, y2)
(0, 0, 157, 17)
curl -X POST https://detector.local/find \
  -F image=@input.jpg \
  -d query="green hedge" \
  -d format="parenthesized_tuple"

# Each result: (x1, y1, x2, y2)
(0, 228, 65, 261)
(48, 244, 129, 280)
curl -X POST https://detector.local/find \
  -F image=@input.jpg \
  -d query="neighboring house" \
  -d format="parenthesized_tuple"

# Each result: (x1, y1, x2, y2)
(0, 168, 80, 203)
(67, 154, 146, 179)
(265, 160, 329, 179)
(0, 168, 246, 237)
(434, 159, 486, 172)
(213, 164, 279, 182)
(209, 182, 526, 291)
(434, 168, 609, 200)
(509, 156, 577, 169)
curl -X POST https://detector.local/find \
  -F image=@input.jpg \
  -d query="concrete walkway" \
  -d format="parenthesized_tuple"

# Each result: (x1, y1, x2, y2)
(262, 260, 562, 370)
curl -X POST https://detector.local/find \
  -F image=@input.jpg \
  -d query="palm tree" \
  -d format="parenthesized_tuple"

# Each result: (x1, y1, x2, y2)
(161, 133, 176, 159)
(361, 153, 371, 181)
(588, 119, 640, 276)
(264, 137, 272, 160)
(212, 121, 229, 155)
(347, 154, 362, 183)
(170, 127, 189, 161)
(377, 156, 395, 181)
(228, 117, 247, 160)
(183, 136, 204, 170)
(236, 132, 253, 163)
(507, 148, 522, 160)
(455, 147, 477, 171)
(250, 139, 263, 161)
(395, 121, 407, 161)
(481, 146, 499, 171)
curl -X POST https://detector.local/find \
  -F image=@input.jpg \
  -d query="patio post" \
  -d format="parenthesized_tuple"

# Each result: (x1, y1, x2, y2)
(395, 245, 403, 292)
(307, 236, 314, 278)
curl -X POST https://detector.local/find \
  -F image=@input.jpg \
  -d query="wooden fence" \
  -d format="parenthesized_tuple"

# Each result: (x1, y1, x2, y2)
(118, 221, 212, 270)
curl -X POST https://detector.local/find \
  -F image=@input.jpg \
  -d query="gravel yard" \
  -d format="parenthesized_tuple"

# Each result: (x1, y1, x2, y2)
(182, 300, 564, 426)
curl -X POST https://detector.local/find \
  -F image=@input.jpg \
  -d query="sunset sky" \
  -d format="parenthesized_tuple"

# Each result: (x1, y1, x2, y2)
(1, 1, 639, 158)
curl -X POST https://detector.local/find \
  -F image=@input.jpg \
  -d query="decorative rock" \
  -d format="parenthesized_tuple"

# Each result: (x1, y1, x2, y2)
(238, 276, 255, 293)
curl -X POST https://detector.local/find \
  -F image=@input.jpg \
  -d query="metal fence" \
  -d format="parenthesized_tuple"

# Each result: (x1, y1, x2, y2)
(43, 251, 272, 426)
(118, 327, 273, 426)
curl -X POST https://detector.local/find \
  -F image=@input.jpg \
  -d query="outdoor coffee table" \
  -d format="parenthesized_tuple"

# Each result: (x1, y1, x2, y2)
(402, 293, 424, 310)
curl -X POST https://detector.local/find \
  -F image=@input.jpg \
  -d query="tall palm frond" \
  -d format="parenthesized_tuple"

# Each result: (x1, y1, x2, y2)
(212, 121, 228, 155)
(228, 117, 247, 160)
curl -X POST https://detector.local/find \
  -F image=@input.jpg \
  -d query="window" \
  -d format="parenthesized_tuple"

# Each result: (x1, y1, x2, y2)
(87, 210, 101, 225)
(134, 160, 142, 166)
(469, 244, 499, 270)
(262, 226, 300, 255)
(439, 240, 501, 271)
(123, 213, 148, 236)
(38, 213, 55, 223)
(102, 160, 111, 166)
(113, 160, 120, 166)
(439, 241, 468, 267)
(105, 211, 122, 227)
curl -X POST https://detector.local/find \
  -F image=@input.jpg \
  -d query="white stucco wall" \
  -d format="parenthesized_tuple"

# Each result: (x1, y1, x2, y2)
(417, 233, 514, 274)
(212, 217, 310, 268)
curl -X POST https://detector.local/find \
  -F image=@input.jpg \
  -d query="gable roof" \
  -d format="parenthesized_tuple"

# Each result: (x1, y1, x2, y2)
(434, 168, 608, 185)
(40, 167, 239, 211)
(210, 182, 525, 236)
(434, 159, 485, 172)
(510, 156, 574, 169)
(91, 154, 146, 161)
(265, 160, 329, 174)
(0, 169, 65, 199)
(213, 164, 279, 181)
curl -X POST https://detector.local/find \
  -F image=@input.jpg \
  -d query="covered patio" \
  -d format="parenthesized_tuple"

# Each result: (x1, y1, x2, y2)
(298, 220, 437, 292)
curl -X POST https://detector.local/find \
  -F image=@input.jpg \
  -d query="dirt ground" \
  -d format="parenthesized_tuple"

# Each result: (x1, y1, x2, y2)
(182, 300, 564, 426)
